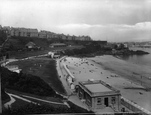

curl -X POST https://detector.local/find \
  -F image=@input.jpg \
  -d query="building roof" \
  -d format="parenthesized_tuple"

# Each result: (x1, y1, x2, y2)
(50, 43, 66, 46)
(25, 42, 36, 46)
(79, 80, 120, 97)
(85, 84, 112, 93)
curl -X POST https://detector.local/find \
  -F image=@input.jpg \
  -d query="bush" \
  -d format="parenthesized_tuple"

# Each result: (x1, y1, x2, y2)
(1, 67, 57, 97)
(3, 101, 94, 114)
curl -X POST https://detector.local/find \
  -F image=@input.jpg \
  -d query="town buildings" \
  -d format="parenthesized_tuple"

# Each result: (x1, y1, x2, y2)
(77, 80, 121, 112)
(0, 25, 92, 41)
(38, 30, 47, 38)
(10, 27, 38, 37)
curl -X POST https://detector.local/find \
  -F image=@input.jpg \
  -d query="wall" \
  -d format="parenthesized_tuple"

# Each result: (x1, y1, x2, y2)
(92, 95, 120, 111)
(77, 86, 92, 109)
(121, 97, 151, 115)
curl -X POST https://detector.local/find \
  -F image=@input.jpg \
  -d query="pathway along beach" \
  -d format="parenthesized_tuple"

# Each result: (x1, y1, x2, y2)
(62, 55, 151, 112)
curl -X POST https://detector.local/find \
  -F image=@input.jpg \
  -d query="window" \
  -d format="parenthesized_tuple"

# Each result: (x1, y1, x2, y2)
(97, 98, 102, 105)
(86, 94, 91, 106)
(111, 97, 116, 104)
(79, 91, 83, 99)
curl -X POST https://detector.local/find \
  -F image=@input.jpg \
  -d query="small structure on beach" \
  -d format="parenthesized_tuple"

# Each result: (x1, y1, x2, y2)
(5, 65, 21, 73)
(48, 51, 61, 59)
(77, 80, 121, 112)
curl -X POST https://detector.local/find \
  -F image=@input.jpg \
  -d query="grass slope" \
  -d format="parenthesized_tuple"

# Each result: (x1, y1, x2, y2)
(1, 66, 57, 97)
(8, 58, 66, 95)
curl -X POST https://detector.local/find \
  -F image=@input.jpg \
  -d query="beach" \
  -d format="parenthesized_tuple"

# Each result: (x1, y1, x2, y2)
(62, 55, 151, 112)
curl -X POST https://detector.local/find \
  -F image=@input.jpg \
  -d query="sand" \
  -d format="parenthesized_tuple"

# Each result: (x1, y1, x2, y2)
(62, 56, 151, 112)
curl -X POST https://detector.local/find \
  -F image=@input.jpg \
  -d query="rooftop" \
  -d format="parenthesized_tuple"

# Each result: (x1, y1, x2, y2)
(79, 80, 120, 97)
(25, 42, 36, 46)
(84, 84, 112, 93)
(50, 43, 66, 46)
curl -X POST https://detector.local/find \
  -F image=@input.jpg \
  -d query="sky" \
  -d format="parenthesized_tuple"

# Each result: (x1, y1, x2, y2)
(0, 0, 151, 42)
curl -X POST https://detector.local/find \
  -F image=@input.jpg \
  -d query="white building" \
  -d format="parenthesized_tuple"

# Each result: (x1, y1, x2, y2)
(5, 65, 22, 73)
(48, 51, 54, 58)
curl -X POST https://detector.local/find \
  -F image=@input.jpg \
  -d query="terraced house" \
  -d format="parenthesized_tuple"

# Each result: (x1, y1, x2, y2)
(10, 28, 38, 37)
(1, 25, 92, 41)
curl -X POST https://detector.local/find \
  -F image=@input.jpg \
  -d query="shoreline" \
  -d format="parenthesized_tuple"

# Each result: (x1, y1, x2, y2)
(89, 55, 151, 89)
(63, 55, 151, 112)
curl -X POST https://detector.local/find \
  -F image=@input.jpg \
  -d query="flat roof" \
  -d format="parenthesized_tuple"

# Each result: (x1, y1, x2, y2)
(84, 84, 112, 93)
(50, 43, 66, 46)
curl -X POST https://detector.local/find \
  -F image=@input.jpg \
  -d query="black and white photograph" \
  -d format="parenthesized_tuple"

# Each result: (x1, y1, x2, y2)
(0, 0, 151, 114)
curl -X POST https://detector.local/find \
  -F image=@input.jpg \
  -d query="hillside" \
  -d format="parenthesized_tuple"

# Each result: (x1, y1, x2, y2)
(7, 58, 66, 95)
(6, 36, 50, 50)
(1, 66, 93, 114)
(0, 66, 57, 97)
(0, 30, 7, 45)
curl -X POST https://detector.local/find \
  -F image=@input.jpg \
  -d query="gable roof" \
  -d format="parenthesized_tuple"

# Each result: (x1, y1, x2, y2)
(25, 42, 36, 46)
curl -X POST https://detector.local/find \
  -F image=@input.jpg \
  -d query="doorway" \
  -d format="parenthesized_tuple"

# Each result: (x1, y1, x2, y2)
(104, 97, 108, 107)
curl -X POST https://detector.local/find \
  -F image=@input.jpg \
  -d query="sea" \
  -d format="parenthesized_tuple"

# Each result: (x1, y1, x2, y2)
(115, 47, 151, 112)
(120, 47, 151, 67)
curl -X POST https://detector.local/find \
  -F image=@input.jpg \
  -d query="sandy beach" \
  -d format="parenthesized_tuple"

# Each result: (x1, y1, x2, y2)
(62, 55, 151, 112)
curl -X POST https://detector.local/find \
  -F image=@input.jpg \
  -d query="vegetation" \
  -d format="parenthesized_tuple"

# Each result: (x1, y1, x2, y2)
(3, 101, 93, 114)
(8, 58, 66, 95)
(0, 66, 59, 97)
(64, 42, 110, 57)
(43, 60, 66, 94)
(1, 66, 93, 114)
(1, 87, 10, 104)
(0, 30, 7, 45)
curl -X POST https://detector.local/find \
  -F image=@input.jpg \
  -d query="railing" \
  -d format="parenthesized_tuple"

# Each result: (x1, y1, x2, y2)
(63, 63, 75, 80)
(121, 96, 151, 115)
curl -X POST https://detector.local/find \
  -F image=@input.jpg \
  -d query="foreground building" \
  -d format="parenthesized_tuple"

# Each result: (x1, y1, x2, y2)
(77, 80, 121, 112)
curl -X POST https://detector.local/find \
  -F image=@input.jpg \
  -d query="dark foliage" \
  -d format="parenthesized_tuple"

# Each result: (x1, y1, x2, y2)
(64, 43, 109, 57)
(1, 87, 10, 104)
(3, 101, 94, 114)
(0, 30, 7, 44)
(0, 67, 57, 97)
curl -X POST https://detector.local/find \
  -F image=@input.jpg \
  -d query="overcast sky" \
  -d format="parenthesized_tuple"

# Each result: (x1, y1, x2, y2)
(0, 0, 151, 42)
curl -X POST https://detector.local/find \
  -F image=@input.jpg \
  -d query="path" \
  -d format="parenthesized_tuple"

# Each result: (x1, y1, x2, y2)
(56, 57, 89, 110)
(4, 92, 69, 109)
(4, 92, 36, 109)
